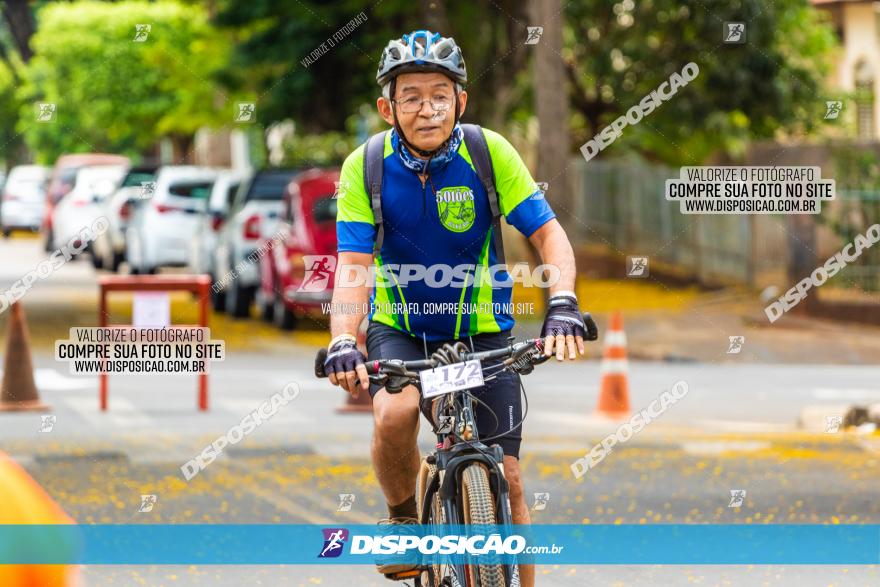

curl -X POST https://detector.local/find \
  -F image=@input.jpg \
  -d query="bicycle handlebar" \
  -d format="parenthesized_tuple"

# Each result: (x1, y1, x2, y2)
(314, 312, 599, 381)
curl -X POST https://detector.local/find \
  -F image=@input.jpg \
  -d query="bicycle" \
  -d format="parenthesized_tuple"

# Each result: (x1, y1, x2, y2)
(315, 314, 599, 587)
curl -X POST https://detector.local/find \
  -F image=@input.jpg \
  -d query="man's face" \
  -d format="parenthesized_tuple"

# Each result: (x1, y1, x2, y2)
(378, 72, 467, 155)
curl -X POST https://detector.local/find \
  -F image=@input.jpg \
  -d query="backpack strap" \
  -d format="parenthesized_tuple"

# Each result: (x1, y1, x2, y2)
(363, 131, 387, 257)
(461, 123, 505, 265)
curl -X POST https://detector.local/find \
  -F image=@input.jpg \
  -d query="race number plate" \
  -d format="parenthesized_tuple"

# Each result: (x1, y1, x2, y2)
(419, 360, 484, 399)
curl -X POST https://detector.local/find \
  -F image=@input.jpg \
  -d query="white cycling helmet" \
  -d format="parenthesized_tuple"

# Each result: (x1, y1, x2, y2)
(376, 30, 467, 87)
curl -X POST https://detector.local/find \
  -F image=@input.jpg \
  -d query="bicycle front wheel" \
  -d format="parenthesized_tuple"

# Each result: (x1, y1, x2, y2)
(461, 463, 506, 587)
(417, 460, 446, 586)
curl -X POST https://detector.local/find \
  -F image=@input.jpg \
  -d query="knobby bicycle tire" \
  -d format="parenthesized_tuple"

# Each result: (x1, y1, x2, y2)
(461, 463, 505, 587)
(417, 460, 445, 586)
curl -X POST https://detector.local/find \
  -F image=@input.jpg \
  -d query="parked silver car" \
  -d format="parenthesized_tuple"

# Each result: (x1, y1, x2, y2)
(92, 165, 159, 271)
(189, 169, 251, 279)
(1, 165, 49, 236)
(212, 169, 299, 317)
(125, 166, 217, 274)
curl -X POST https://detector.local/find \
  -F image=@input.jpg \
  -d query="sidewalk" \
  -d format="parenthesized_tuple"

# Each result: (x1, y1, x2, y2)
(580, 285, 880, 364)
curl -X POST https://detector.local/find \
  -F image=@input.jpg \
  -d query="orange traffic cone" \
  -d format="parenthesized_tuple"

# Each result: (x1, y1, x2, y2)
(0, 302, 48, 412)
(0, 451, 79, 585)
(595, 310, 630, 419)
(336, 318, 373, 414)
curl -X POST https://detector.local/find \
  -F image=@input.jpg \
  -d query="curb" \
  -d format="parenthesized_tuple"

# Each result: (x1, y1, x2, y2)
(798, 403, 880, 433)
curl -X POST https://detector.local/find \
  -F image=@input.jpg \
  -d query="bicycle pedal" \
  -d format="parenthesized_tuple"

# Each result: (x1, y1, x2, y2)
(384, 567, 422, 581)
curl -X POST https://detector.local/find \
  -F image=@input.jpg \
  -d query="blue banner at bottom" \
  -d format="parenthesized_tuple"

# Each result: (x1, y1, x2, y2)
(0, 524, 878, 565)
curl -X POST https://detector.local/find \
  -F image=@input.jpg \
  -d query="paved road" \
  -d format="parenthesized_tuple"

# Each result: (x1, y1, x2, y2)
(11, 421, 880, 586)
(3, 353, 880, 445)
(1, 236, 879, 586)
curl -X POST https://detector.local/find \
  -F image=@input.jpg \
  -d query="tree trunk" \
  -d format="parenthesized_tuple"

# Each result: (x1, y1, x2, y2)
(170, 134, 195, 164)
(420, 0, 448, 33)
(2, 0, 35, 62)
(0, 42, 20, 83)
(531, 0, 572, 228)
(485, 3, 528, 130)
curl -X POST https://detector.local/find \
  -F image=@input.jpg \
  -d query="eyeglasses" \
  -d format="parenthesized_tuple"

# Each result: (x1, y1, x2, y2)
(393, 95, 454, 114)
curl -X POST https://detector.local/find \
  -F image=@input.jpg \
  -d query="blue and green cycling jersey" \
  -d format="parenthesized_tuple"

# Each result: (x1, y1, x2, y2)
(336, 127, 555, 342)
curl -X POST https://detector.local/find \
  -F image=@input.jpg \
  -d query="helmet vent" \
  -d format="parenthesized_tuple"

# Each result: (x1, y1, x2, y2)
(414, 36, 427, 57)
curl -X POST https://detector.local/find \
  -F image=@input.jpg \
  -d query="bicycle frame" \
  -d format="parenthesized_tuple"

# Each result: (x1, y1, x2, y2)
(419, 376, 518, 587)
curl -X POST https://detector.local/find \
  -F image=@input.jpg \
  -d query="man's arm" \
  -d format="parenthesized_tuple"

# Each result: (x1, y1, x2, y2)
(528, 218, 576, 295)
(528, 219, 585, 360)
(479, 127, 586, 361)
(329, 142, 374, 395)
(328, 251, 372, 394)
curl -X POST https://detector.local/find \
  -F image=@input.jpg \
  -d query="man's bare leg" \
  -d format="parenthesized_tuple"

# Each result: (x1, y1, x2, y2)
(371, 385, 422, 511)
(505, 454, 534, 587)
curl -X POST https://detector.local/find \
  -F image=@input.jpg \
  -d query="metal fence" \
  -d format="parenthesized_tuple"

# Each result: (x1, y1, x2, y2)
(568, 156, 880, 292)
(823, 190, 880, 292)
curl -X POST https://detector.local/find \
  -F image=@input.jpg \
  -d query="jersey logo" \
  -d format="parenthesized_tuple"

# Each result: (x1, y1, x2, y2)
(436, 186, 476, 233)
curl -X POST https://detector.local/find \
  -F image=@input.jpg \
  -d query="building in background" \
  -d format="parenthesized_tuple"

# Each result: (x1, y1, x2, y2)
(813, 0, 880, 139)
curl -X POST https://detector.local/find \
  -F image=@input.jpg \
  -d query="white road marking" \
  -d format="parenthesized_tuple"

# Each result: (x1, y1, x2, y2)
(217, 399, 309, 423)
(695, 420, 792, 433)
(0, 368, 96, 391)
(813, 388, 880, 401)
(858, 438, 880, 454)
(35, 368, 96, 391)
(63, 396, 153, 428)
(680, 441, 770, 456)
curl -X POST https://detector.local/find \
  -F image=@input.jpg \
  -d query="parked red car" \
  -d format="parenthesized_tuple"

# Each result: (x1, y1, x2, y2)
(259, 168, 339, 330)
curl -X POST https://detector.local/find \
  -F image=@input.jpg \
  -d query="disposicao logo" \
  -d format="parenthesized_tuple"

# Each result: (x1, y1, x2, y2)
(318, 528, 349, 558)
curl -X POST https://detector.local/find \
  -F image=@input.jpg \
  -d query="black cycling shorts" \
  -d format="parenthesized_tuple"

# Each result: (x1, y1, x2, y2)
(365, 322, 524, 459)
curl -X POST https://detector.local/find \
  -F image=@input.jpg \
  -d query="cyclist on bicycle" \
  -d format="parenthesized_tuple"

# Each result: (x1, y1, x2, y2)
(324, 30, 589, 585)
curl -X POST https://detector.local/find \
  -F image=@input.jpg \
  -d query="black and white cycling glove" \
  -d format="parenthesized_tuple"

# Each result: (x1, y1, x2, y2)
(540, 292, 588, 339)
(323, 335, 366, 380)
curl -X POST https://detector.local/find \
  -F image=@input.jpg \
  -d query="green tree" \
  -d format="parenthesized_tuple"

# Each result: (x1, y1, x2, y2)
(0, 59, 22, 168)
(565, 0, 837, 164)
(17, 0, 234, 163)
(213, 0, 530, 133)
(0, 13, 26, 168)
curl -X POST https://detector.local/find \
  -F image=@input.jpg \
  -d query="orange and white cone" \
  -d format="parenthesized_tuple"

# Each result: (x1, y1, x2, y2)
(595, 311, 631, 419)
(0, 302, 48, 412)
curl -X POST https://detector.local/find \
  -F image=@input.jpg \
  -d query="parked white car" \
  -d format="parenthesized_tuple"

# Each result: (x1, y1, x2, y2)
(189, 169, 250, 278)
(1, 165, 50, 236)
(212, 169, 299, 317)
(125, 166, 217, 274)
(92, 165, 159, 272)
(51, 165, 126, 257)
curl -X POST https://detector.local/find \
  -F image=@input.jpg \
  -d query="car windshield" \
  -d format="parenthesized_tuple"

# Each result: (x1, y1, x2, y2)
(71, 168, 123, 201)
(225, 183, 241, 209)
(246, 173, 296, 201)
(168, 182, 213, 200)
(6, 179, 45, 201)
(58, 167, 79, 185)
(312, 196, 337, 223)
(121, 170, 157, 188)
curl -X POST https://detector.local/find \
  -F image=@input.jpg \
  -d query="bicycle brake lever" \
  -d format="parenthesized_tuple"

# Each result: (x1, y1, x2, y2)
(384, 374, 411, 394)
(582, 312, 599, 341)
(314, 348, 328, 378)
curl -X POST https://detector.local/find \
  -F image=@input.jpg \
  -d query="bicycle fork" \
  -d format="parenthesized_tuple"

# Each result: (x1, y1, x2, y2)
(424, 444, 518, 587)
